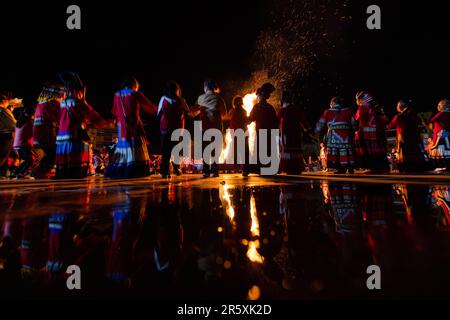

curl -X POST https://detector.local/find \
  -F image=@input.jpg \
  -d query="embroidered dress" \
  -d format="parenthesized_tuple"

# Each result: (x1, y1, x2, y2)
(387, 108, 429, 172)
(159, 96, 189, 176)
(105, 89, 157, 179)
(55, 98, 106, 179)
(355, 104, 389, 171)
(427, 110, 450, 168)
(33, 100, 60, 178)
(315, 107, 356, 171)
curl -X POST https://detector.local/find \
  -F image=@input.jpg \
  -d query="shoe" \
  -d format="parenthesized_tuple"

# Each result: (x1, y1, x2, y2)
(347, 169, 354, 174)
(162, 173, 171, 179)
(173, 168, 182, 176)
(336, 169, 346, 174)
(242, 171, 249, 177)
(211, 173, 219, 178)
(202, 172, 210, 178)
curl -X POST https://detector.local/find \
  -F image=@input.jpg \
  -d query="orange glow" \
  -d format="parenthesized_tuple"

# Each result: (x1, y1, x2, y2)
(247, 285, 261, 300)
(247, 240, 264, 264)
(220, 184, 235, 225)
(243, 93, 257, 158)
(250, 194, 259, 237)
(220, 93, 257, 163)
(246, 193, 264, 264)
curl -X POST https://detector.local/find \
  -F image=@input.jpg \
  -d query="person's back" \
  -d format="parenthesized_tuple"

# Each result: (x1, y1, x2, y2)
(58, 98, 80, 139)
(160, 97, 187, 133)
(279, 105, 308, 133)
(34, 100, 60, 146)
(197, 90, 226, 130)
(229, 105, 247, 130)
(251, 102, 278, 131)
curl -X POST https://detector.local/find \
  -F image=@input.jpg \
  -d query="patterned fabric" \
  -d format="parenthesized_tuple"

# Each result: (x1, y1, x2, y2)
(387, 108, 429, 172)
(55, 140, 91, 178)
(428, 110, 450, 168)
(105, 136, 151, 178)
(316, 107, 356, 170)
(329, 184, 358, 234)
(33, 100, 60, 148)
(106, 89, 156, 179)
(55, 98, 105, 179)
(355, 104, 389, 170)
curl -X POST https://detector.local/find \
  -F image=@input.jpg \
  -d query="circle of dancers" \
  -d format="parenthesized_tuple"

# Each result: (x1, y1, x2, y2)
(1, 72, 450, 180)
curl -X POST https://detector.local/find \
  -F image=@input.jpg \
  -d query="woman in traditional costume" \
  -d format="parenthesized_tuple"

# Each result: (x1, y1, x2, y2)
(158, 81, 190, 178)
(12, 104, 36, 179)
(354, 91, 389, 173)
(32, 83, 64, 179)
(55, 72, 108, 179)
(105, 76, 157, 179)
(387, 99, 429, 173)
(315, 96, 357, 174)
(278, 91, 310, 174)
(427, 99, 450, 171)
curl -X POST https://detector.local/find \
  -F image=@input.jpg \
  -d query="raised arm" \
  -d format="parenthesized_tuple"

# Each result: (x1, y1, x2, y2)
(136, 91, 157, 116)
(387, 115, 399, 130)
(314, 110, 328, 135)
(80, 100, 108, 128)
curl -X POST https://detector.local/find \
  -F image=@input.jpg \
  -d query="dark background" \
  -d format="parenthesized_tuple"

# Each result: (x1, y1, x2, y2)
(0, 0, 449, 121)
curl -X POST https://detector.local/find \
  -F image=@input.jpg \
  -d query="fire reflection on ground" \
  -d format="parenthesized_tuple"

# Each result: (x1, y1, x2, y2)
(1, 174, 450, 299)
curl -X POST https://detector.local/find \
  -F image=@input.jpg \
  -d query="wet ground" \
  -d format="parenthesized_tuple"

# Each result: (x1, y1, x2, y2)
(1, 174, 450, 299)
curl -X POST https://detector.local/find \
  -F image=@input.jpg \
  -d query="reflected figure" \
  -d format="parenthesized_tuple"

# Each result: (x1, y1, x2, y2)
(130, 187, 185, 297)
(19, 216, 47, 286)
(44, 212, 77, 288)
(107, 198, 139, 287)
(0, 212, 22, 290)
(430, 186, 450, 230)
(324, 183, 359, 234)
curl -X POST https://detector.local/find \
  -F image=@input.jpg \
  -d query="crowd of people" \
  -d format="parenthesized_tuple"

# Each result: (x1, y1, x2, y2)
(1, 72, 450, 180)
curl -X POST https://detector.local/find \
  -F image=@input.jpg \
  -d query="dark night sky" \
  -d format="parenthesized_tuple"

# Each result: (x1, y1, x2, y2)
(1, 0, 450, 120)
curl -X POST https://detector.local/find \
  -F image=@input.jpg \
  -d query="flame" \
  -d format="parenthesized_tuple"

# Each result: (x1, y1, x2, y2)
(247, 240, 264, 264)
(220, 93, 257, 164)
(243, 93, 257, 159)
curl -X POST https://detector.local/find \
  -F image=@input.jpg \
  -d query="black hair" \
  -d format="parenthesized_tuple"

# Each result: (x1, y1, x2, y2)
(164, 80, 181, 99)
(121, 75, 138, 89)
(204, 79, 218, 91)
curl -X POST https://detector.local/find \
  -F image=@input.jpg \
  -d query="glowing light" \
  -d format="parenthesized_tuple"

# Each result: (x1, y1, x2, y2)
(243, 93, 257, 158)
(220, 184, 235, 225)
(247, 240, 264, 264)
(250, 194, 259, 237)
(219, 93, 257, 164)
(247, 285, 261, 300)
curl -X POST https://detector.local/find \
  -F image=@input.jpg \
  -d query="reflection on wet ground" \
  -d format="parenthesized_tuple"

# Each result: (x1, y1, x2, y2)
(1, 174, 450, 299)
